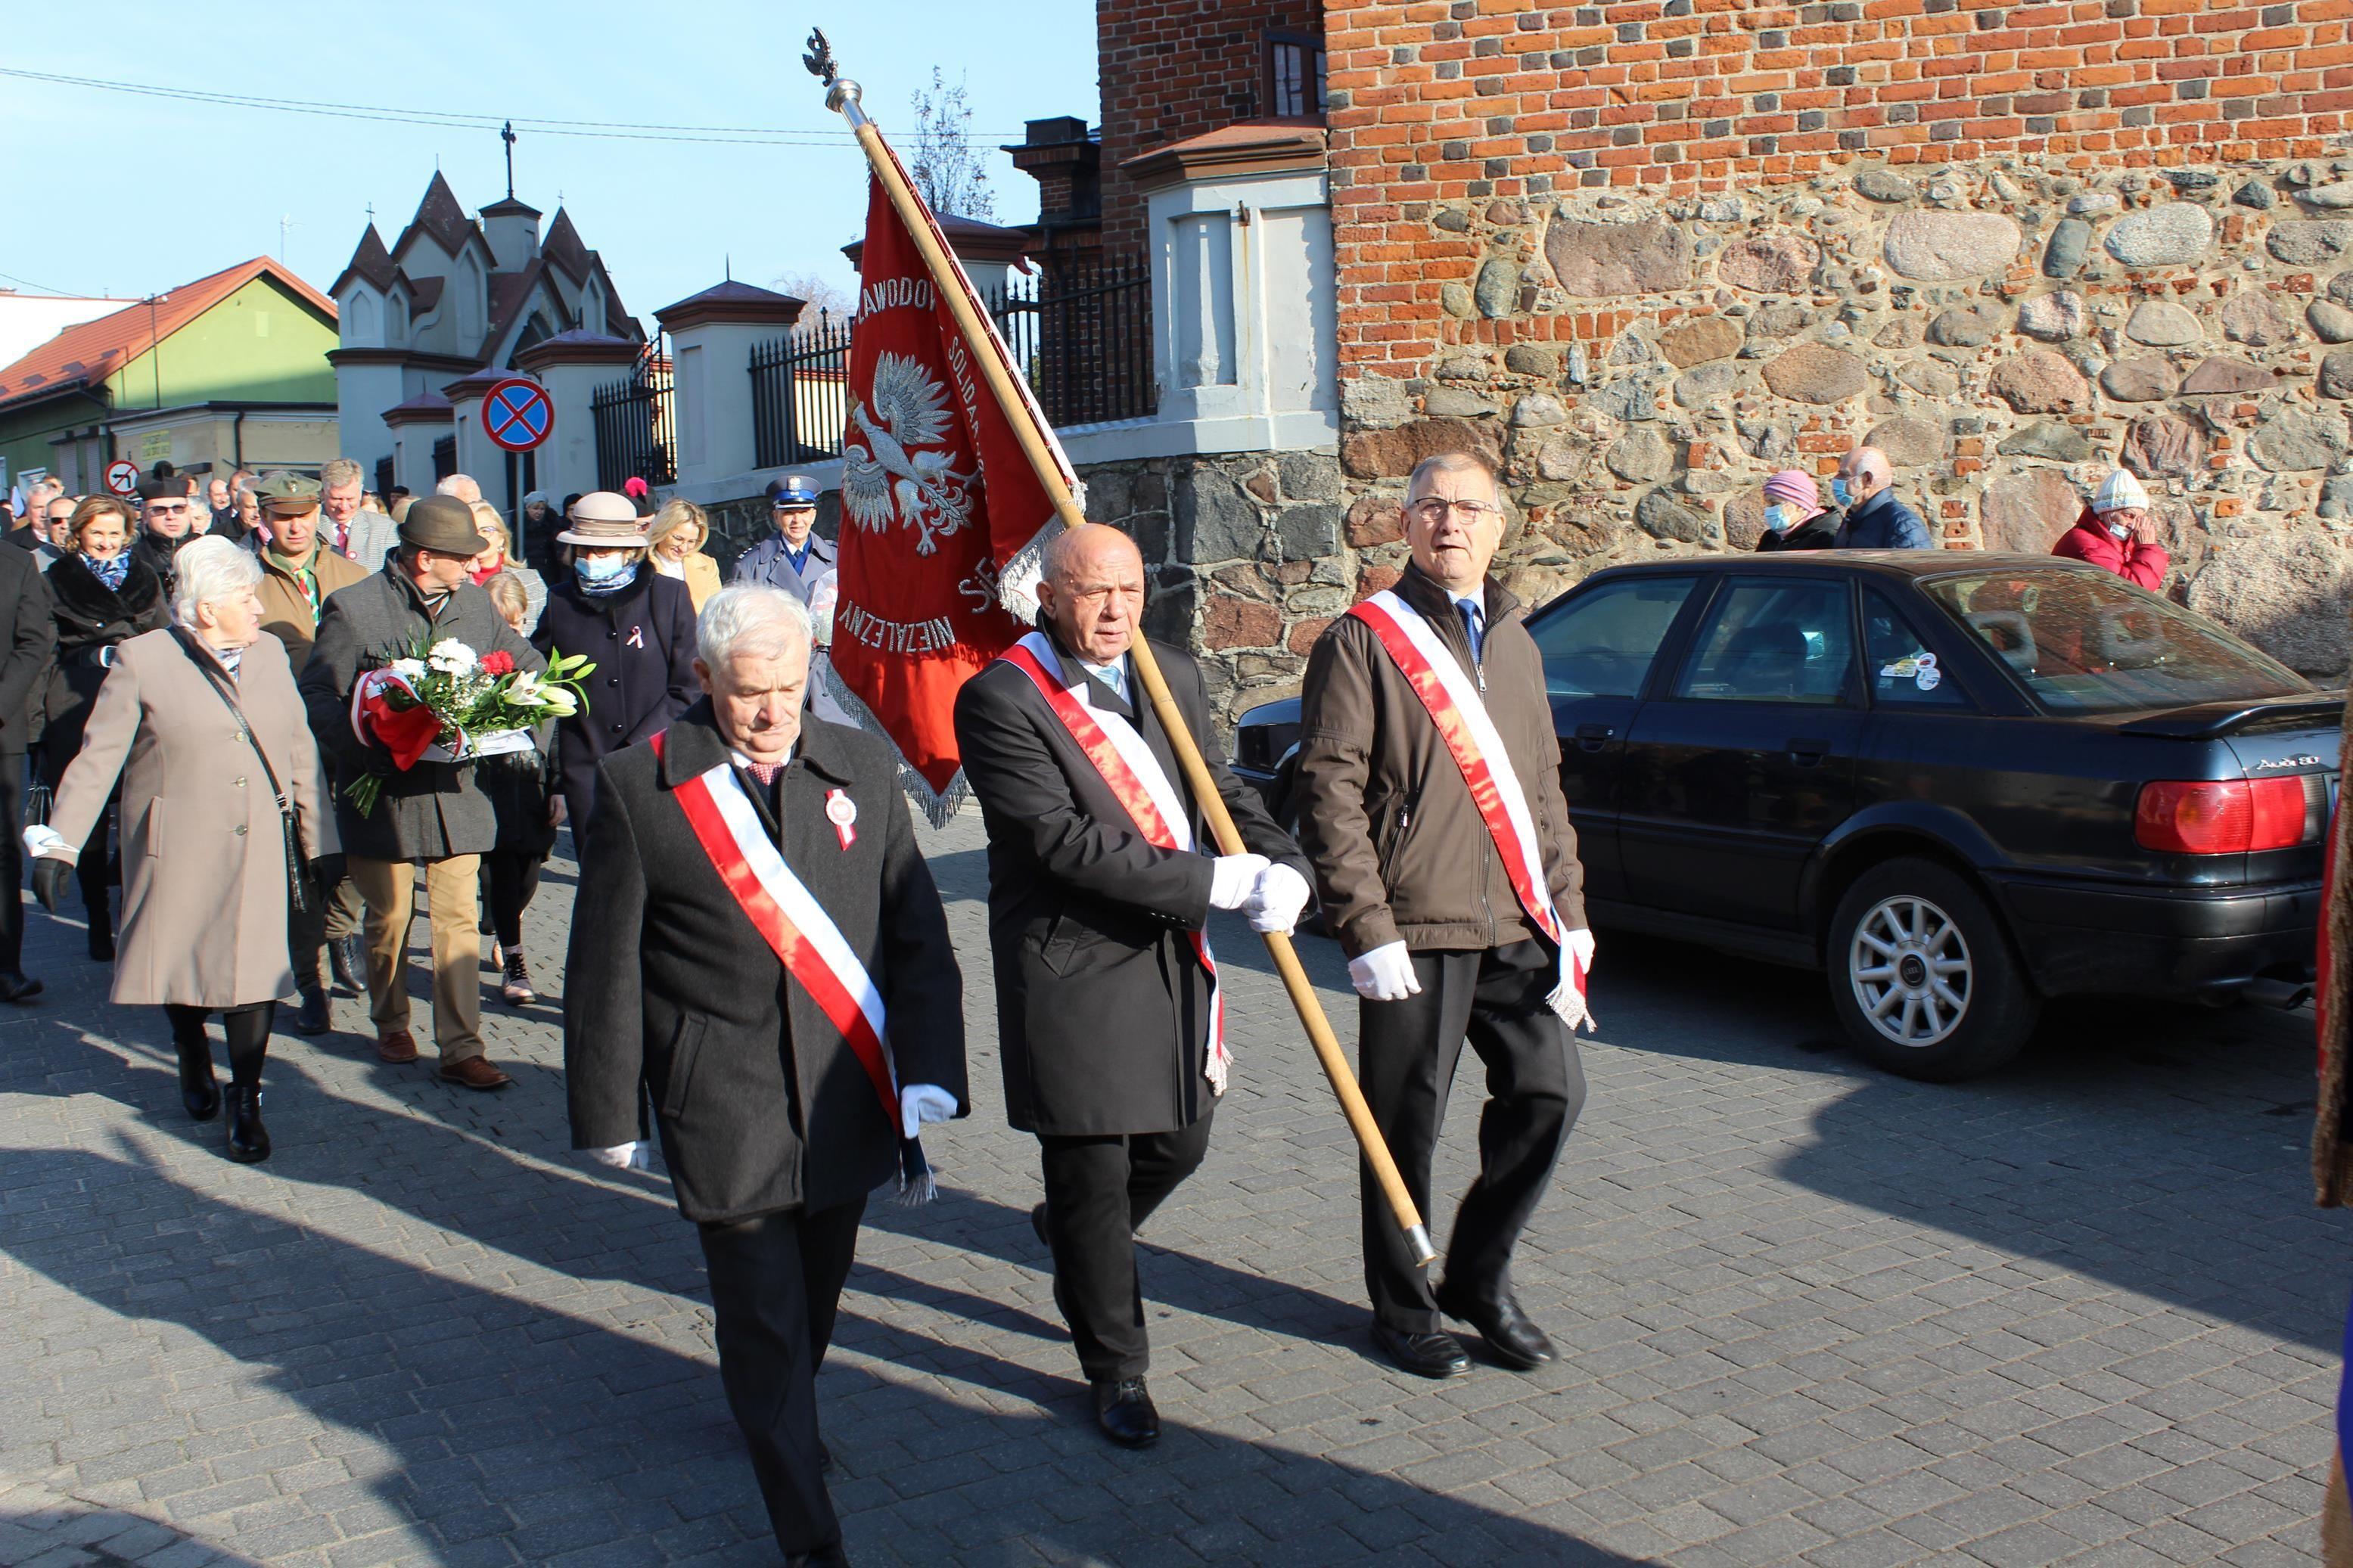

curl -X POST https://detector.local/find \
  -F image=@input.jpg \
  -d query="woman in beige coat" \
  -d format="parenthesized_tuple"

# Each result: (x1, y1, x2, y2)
(26, 537, 337, 1163)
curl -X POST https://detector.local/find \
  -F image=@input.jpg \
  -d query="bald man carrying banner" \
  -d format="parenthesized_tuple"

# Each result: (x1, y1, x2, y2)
(953, 525, 1310, 1448)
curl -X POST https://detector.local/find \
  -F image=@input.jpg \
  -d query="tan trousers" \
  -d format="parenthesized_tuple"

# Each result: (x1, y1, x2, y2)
(350, 855, 484, 1063)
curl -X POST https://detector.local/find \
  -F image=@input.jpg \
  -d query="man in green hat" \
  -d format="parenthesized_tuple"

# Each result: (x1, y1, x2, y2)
(254, 472, 372, 1031)
(299, 496, 545, 1088)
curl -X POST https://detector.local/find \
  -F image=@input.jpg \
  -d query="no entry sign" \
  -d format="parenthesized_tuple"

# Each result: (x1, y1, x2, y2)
(104, 459, 141, 497)
(481, 377, 554, 453)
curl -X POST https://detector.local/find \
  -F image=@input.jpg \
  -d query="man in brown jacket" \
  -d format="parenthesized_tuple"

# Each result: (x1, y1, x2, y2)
(1295, 451, 1592, 1380)
(250, 473, 369, 1034)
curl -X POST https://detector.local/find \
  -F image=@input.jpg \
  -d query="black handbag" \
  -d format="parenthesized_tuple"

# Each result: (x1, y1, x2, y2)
(173, 630, 311, 917)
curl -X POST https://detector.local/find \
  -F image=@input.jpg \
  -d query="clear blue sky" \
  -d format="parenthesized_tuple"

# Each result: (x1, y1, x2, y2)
(2, 2, 1096, 328)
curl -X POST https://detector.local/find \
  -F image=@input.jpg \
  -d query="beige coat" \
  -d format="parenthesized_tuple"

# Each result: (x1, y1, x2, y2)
(49, 629, 336, 1008)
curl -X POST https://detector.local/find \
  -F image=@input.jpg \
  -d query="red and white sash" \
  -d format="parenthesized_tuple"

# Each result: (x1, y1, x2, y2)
(1347, 591, 1591, 1027)
(650, 731, 903, 1128)
(996, 631, 1229, 1092)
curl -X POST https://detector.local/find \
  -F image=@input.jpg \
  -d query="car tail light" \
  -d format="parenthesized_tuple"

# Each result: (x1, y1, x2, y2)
(2134, 777, 2315, 854)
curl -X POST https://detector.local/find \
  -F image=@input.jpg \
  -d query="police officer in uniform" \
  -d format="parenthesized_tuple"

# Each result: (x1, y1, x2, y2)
(731, 475, 836, 608)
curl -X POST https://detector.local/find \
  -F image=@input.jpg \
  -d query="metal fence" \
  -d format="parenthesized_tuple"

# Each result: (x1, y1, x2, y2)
(750, 312, 853, 468)
(741, 255, 1155, 470)
(996, 254, 1155, 427)
(591, 337, 676, 491)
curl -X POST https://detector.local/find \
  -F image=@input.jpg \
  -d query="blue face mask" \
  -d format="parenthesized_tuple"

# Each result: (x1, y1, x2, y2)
(574, 553, 633, 587)
(1829, 477, 1854, 508)
(1765, 504, 1795, 532)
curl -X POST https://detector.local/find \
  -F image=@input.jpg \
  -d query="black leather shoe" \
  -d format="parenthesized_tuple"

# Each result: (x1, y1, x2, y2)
(1372, 1322, 1472, 1380)
(1434, 1281, 1556, 1371)
(1030, 1201, 1049, 1250)
(787, 1545, 851, 1567)
(88, 925, 114, 963)
(0, 970, 42, 1004)
(1093, 1377, 1160, 1448)
(328, 936, 362, 997)
(177, 1042, 219, 1122)
(294, 985, 330, 1036)
(225, 1086, 270, 1164)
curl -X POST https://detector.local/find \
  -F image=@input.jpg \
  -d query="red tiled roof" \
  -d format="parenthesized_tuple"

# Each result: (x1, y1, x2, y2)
(0, 256, 337, 411)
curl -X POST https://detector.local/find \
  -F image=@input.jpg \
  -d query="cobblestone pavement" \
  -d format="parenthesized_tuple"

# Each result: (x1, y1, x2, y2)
(0, 809, 2343, 1566)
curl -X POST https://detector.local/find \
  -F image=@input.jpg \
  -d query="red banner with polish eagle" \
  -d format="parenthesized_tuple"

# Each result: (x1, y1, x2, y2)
(825, 139, 1073, 821)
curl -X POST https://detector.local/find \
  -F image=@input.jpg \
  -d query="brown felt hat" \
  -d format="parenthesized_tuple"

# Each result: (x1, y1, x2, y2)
(399, 495, 491, 557)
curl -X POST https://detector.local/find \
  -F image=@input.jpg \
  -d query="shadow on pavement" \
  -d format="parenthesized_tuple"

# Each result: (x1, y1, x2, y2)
(0, 1143, 1647, 1566)
(1587, 926, 2347, 1353)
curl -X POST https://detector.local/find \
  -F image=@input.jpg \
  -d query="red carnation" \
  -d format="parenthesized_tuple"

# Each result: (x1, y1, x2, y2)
(480, 650, 517, 676)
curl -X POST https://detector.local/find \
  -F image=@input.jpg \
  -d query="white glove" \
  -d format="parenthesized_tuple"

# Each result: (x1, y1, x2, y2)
(1207, 852, 1271, 911)
(1348, 939, 1422, 1001)
(1565, 927, 1595, 974)
(900, 1082, 956, 1141)
(22, 823, 70, 862)
(1245, 862, 1313, 935)
(587, 1142, 651, 1171)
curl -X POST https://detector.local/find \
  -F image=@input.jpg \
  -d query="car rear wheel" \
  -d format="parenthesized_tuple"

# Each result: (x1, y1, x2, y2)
(1827, 858, 2038, 1082)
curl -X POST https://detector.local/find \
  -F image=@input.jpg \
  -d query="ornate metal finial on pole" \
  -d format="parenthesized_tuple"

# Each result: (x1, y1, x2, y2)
(501, 120, 517, 199)
(804, 28, 869, 127)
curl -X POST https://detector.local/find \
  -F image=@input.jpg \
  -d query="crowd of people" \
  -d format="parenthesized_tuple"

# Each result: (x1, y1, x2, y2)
(1752, 442, 2172, 587)
(0, 444, 2189, 1566)
(0, 459, 841, 1142)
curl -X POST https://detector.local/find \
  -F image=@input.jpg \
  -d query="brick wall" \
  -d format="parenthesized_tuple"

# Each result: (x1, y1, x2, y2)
(1324, 0, 2353, 378)
(1292, 1, 2353, 681)
(1098, 0, 1326, 255)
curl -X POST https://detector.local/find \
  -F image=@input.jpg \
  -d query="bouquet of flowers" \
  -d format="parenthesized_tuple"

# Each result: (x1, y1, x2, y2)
(346, 638, 595, 815)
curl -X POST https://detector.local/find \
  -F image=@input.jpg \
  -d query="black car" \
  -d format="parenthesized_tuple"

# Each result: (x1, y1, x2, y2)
(1232, 553, 2341, 1081)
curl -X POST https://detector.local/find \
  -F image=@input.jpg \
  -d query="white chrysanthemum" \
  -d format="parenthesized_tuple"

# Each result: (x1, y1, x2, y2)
(426, 638, 477, 676)
(388, 657, 427, 680)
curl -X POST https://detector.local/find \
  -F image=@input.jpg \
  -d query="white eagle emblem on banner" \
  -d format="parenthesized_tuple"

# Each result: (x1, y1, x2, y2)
(841, 350, 976, 555)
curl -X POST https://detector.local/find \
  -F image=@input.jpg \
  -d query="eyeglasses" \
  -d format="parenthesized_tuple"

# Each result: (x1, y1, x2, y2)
(1406, 498, 1503, 524)
(149, 502, 190, 514)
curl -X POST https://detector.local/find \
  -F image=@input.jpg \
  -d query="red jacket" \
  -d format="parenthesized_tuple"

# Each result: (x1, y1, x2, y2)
(2052, 511, 2169, 590)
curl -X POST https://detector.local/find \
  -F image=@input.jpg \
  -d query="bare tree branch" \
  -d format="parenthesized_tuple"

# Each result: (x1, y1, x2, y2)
(908, 67, 995, 221)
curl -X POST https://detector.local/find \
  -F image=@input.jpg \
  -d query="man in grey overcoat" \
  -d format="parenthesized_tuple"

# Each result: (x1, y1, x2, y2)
(298, 496, 543, 1089)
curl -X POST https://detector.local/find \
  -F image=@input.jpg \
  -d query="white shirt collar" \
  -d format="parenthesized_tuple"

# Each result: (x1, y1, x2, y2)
(1447, 588, 1484, 619)
(729, 743, 795, 771)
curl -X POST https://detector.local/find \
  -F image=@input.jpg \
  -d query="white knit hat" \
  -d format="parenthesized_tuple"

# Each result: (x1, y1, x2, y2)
(2093, 467, 2149, 514)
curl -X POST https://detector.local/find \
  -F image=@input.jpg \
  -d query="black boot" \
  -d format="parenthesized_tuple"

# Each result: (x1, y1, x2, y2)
(328, 936, 362, 997)
(294, 985, 330, 1036)
(224, 1085, 270, 1163)
(87, 918, 113, 963)
(176, 1039, 219, 1122)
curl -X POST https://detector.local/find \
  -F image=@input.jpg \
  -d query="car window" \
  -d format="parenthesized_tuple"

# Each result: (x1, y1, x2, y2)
(1530, 576, 1696, 697)
(1672, 578, 1856, 705)
(1921, 570, 2308, 715)
(1863, 588, 1971, 709)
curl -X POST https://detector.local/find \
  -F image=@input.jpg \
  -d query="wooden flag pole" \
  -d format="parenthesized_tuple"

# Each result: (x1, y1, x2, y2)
(812, 42, 1436, 1268)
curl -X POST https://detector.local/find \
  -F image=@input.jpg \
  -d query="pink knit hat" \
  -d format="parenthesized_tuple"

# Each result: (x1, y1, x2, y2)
(1764, 469, 1822, 515)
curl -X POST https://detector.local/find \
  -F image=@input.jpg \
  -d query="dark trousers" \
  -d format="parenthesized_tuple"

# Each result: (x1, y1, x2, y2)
(0, 751, 21, 971)
(480, 851, 542, 949)
(288, 877, 362, 986)
(696, 1198, 866, 1558)
(1357, 940, 1585, 1334)
(1037, 1109, 1214, 1380)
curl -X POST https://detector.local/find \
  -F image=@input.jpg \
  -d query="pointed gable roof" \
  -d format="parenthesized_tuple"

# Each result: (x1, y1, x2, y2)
(330, 223, 399, 298)
(0, 257, 337, 411)
(540, 207, 592, 287)
(390, 170, 483, 266)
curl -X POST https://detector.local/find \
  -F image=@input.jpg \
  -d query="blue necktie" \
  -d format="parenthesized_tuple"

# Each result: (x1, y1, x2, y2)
(1098, 663, 1127, 705)
(1458, 600, 1484, 665)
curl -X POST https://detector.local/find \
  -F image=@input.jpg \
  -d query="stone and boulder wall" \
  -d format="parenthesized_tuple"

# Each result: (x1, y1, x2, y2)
(1139, 158, 2353, 726)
